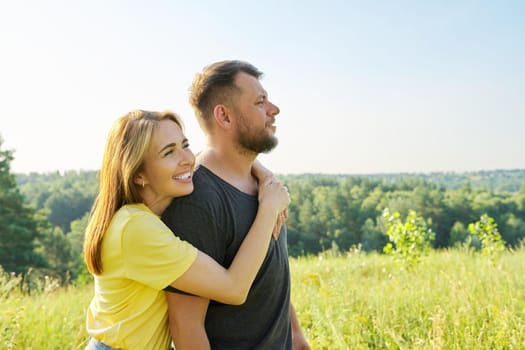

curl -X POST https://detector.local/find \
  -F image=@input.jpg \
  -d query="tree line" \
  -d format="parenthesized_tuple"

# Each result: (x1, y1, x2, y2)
(282, 172, 525, 256)
(2, 137, 525, 286)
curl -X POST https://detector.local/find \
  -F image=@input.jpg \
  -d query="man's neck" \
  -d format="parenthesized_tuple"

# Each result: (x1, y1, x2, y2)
(198, 146, 259, 195)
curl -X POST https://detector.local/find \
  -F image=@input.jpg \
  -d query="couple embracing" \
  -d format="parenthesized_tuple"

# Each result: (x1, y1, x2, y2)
(84, 60, 310, 350)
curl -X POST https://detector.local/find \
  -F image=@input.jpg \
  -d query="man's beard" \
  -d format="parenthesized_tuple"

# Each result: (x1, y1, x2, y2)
(235, 114, 278, 154)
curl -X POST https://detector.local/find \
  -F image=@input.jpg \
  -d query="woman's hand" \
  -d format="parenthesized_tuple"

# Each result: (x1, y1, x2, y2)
(253, 160, 289, 240)
(258, 177, 290, 217)
(272, 209, 288, 240)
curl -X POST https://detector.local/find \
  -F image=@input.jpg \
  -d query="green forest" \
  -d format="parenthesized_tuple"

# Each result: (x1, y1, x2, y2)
(2, 137, 525, 287)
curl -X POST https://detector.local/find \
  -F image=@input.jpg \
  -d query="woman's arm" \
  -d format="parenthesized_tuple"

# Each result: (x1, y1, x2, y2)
(169, 177, 289, 305)
(251, 158, 273, 182)
(252, 159, 288, 239)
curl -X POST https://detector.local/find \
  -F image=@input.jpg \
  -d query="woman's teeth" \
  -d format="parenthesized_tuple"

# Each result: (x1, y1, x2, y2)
(173, 172, 191, 180)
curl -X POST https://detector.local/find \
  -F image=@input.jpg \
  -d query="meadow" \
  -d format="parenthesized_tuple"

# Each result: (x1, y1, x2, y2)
(1, 248, 525, 349)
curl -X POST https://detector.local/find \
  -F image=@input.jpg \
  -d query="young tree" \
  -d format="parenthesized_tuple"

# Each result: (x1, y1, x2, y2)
(0, 136, 44, 273)
(468, 214, 506, 260)
(382, 208, 435, 269)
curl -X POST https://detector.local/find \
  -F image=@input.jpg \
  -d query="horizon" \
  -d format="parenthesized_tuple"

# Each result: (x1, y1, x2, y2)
(12, 165, 525, 178)
(2, 1, 524, 175)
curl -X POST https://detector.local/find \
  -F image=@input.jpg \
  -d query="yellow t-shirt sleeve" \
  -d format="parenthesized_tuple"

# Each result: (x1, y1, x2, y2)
(120, 211, 198, 290)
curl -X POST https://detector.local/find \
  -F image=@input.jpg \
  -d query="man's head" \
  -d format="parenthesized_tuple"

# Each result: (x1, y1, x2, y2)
(189, 60, 280, 154)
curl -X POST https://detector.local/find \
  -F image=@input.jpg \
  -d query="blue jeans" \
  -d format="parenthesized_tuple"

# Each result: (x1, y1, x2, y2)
(85, 337, 119, 350)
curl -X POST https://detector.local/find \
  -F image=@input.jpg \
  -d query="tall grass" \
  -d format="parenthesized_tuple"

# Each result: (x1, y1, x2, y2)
(291, 247, 525, 349)
(0, 271, 91, 349)
(2, 248, 525, 349)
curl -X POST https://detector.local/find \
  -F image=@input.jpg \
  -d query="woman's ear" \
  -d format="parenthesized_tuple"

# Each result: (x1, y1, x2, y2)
(134, 174, 146, 188)
(213, 104, 232, 130)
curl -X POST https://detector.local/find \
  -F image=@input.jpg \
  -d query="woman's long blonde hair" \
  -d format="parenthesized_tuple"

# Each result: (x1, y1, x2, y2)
(84, 110, 183, 275)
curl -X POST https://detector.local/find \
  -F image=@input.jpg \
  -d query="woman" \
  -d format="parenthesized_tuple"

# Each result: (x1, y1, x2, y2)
(84, 110, 289, 350)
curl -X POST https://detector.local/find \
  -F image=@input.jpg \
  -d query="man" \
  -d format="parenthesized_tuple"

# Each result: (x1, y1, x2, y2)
(162, 60, 310, 349)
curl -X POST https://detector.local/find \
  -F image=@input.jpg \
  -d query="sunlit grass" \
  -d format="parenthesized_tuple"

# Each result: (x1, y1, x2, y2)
(291, 248, 525, 349)
(2, 248, 525, 349)
(0, 280, 92, 349)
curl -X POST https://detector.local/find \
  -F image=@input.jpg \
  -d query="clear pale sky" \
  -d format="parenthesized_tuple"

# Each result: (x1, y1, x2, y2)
(1, 1, 524, 175)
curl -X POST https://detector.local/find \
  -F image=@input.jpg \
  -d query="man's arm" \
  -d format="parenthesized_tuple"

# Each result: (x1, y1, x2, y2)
(166, 292, 211, 350)
(290, 302, 310, 350)
(161, 192, 221, 349)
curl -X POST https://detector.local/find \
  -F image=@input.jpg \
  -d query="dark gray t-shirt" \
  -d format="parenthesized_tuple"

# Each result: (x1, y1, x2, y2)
(162, 166, 292, 350)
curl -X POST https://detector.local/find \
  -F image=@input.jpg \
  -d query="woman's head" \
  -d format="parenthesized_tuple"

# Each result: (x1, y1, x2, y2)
(84, 110, 192, 275)
(100, 110, 187, 207)
(133, 115, 195, 212)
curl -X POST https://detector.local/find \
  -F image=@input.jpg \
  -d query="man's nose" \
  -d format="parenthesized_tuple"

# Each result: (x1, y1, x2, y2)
(268, 101, 280, 117)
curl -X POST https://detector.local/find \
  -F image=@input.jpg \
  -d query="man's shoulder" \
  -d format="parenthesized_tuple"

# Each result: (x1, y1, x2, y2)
(192, 165, 221, 188)
(165, 166, 224, 212)
(184, 166, 223, 200)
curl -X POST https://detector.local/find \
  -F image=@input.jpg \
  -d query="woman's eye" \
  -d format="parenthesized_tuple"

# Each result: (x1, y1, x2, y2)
(163, 149, 173, 157)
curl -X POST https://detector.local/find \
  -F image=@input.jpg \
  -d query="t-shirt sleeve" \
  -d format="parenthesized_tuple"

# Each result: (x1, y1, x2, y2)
(121, 212, 198, 290)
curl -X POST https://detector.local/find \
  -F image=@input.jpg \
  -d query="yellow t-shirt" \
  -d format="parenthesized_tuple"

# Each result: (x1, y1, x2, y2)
(86, 203, 197, 350)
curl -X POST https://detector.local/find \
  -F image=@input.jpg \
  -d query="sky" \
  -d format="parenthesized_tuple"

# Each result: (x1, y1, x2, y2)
(1, 0, 524, 175)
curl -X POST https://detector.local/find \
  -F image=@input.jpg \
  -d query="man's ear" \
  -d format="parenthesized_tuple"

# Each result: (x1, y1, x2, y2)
(213, 104, 233, 130)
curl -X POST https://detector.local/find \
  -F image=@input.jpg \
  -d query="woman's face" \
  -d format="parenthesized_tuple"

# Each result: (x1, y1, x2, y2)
(140, 119, 195, 208)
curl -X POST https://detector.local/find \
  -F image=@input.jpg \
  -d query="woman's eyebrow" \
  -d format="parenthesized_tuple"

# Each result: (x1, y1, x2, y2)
(158, 142, 176, 154)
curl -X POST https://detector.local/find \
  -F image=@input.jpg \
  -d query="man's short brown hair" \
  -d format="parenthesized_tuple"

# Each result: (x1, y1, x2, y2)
(189, 60, 263, 131)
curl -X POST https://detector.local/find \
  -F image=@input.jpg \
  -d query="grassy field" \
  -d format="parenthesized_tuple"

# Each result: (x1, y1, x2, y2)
(2, 248, 525, 349)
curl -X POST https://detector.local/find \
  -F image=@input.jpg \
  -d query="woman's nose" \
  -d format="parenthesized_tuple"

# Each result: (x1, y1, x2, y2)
(180, 149, 195, 166)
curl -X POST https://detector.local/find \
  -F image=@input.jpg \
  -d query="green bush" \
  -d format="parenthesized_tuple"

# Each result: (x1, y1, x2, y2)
(468, 214, 506, 261)
(382, 208, 435, 269)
